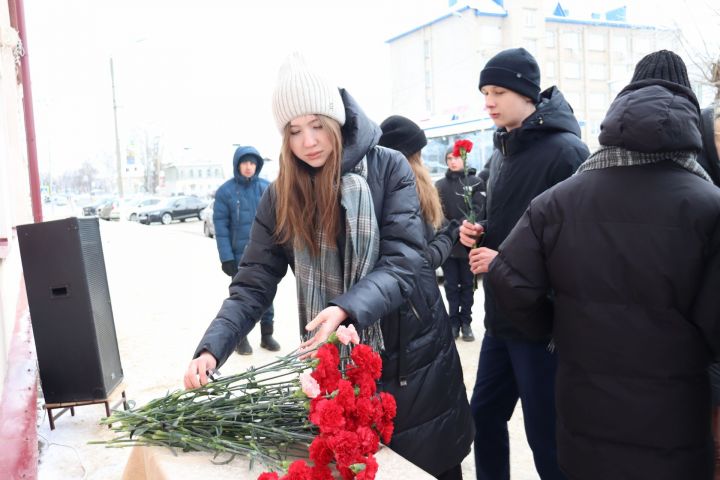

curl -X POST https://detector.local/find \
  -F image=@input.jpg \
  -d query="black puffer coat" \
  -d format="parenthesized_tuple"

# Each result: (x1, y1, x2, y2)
(481, 86, 589, 340)
(435, 170, 485, 258)
(194, 90, 473, 476)
(488, 83, 720, 480)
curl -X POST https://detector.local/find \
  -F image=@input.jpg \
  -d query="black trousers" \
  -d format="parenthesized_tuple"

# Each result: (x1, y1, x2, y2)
(442, 257, 475, 327)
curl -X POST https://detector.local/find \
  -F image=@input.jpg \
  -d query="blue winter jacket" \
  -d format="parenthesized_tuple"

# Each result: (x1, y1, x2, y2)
(213, 146, 270, 265)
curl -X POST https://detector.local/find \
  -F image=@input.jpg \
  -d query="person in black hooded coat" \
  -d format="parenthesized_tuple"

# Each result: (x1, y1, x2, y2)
(184, 54, 473, 480)
(699, 102, 720, 479)
(488, 50, 720, 480)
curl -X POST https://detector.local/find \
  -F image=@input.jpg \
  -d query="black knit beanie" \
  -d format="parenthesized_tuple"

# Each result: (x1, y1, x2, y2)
(630, 50, 691, 88)
(378, 115, 427, 157)
(479, 48, 541, 102)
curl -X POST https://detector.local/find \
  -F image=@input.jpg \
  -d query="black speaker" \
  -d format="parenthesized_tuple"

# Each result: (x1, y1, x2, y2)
(17, 217, 123, 404)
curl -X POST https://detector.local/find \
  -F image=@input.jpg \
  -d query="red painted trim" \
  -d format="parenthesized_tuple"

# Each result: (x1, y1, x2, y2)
(0, 277, 38, 479)
(0, 239, 9, 259)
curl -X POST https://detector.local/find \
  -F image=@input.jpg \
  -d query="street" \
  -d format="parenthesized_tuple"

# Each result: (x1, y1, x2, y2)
(35, 216, 538, 479)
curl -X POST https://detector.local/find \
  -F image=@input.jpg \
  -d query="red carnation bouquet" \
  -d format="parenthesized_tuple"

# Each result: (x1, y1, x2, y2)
(258, 326, 396, 480)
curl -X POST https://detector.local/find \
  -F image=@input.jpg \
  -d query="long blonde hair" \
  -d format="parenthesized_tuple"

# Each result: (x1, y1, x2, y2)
(275, 116, 343, 257)
(406, 152, 444, 229)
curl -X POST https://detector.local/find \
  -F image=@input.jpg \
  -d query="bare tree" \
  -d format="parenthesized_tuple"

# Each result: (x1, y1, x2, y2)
(676, 0, 720, 102)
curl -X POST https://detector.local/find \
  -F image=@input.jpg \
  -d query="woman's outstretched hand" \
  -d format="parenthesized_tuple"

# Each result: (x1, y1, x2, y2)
(183, 351, 218, 389)
(299, 306, 349, 358)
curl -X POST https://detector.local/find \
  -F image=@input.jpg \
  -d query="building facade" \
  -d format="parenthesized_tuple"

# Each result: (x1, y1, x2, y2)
(387, 0, 681, 160)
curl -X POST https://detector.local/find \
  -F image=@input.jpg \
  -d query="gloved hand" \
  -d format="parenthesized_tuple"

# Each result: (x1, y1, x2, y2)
(221, 260, 238, 277)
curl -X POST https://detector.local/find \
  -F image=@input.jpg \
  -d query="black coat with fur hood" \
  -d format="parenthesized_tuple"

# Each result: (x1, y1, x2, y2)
(488, 82, 720, 480)
(194, 90, 473, 476)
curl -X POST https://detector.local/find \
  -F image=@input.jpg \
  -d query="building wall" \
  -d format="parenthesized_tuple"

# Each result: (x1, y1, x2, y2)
(387, 1, 681, 150)
(0, 0, 31, 396)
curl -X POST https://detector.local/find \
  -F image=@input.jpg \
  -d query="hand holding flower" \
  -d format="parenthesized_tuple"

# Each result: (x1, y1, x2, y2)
(459, 220, 484, 248)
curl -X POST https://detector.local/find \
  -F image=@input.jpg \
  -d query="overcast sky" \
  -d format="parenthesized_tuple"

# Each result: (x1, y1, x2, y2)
(23, 0, 719, 177)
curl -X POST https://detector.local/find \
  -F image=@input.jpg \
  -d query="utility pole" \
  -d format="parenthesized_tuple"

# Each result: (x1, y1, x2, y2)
(110, 57, 124, 197)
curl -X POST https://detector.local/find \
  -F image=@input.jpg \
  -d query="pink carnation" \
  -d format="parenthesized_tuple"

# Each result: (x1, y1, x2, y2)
(336, 325, 360, 345)
(299, 372, 321, 399)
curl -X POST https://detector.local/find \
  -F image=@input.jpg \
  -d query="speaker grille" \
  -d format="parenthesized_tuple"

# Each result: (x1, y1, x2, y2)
(77, 218, 123, 394)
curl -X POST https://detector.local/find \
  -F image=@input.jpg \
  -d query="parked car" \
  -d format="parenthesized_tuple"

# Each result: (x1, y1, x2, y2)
(200, 200, 215, 238)
(81, 196, 113, 217)
(138, 196, 208, 225)
(118, 197, 164, 221)
(97, 198, 118, 220)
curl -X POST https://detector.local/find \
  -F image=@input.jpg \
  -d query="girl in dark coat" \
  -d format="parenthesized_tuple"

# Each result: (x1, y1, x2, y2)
(488, 50, 720, 480)
(184, 54, 473, 479)
(378, 115, 459, 273)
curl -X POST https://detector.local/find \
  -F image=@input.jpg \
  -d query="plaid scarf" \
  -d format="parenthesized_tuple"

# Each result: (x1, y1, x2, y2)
(294, 156, 384, 352)
(576, 146, 711, 182)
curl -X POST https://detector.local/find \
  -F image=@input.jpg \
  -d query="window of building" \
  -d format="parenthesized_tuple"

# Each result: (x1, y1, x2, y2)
(562, 31, 580, 52)
(545, 61, 556, 78)
(589, 63, 607, 80)
(587, 33, 605, 51)
(424, 39, 431, 60)
(198, 169, 203, 178)
(564, 91, 581, 111)
(563, 61, 581, 79)
(524, 8, 537, 28)
(189, 169, 194, 178)
(632, 36, 653, 55)
(611, 34, 627, 54)
(546, 30, 556, 49)
(588, 92, 609, 110)
(215, 168, 221, 177)
(206, 168, 211, 177)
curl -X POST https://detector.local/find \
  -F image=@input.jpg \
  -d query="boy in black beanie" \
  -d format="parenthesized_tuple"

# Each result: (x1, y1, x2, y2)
(460, 47, 588, 480)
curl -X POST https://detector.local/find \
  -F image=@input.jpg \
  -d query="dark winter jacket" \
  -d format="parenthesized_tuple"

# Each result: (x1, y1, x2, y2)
(213, 147, 270, 266)
(481, 86, 589, 340)
(194, 90, 473, 476)
(698, 105, 720, 186)
(488, 84, 720, 480)
(435, 169, 485, 258)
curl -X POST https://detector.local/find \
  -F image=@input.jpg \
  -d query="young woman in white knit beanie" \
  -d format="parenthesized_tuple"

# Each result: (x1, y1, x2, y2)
(185, 53, 473, 480)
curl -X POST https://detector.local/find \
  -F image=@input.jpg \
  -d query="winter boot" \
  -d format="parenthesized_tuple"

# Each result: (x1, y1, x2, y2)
(260, 323, 281, 352)
(451, 325, 460, 340)
(235, 336, 252, 355)
(461, 323, 475, 342)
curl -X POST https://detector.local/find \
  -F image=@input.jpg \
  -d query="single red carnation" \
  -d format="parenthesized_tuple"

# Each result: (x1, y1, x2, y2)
(452, 138, 473, 157)
(312, 344, 341, 394)
(308, 436, 334, 466)
(285, 460, 313, 480)
(350, 345, 382, 381)
(355, 454, 379, 480)
(310, 464, 334, 480)
(356, 425, 380, 456)
(327, 430, 361, 469)
(353, 396, 376, 428)
(309, 398, 346, 434)
(335, 379, 356, 411)
(257, 473, 280, 480)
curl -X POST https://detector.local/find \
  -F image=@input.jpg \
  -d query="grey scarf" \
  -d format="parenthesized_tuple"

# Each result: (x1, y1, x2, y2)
(294, 156, 384, 352)
(576, 146, 711, 182)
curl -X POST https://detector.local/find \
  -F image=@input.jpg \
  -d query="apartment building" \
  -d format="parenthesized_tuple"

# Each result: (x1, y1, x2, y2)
(386, 0, 680, 161)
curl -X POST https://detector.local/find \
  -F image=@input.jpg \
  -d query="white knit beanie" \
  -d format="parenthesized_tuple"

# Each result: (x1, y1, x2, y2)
(271, 53, 346, 133)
